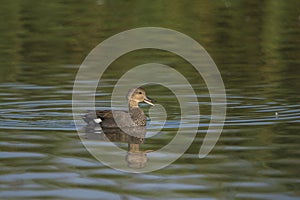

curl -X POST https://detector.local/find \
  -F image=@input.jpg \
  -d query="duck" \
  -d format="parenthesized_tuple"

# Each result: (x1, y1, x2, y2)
(83, 87, 154, 128)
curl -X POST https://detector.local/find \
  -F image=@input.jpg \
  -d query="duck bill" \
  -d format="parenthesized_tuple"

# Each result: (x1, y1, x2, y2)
(144, 97, 155, 106)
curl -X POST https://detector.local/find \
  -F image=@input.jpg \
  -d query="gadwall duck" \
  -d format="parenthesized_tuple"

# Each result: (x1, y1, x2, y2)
(83, 87, 154, 128)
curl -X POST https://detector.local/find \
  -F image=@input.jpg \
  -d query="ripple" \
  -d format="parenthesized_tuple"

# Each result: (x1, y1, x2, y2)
(0, 152, 45, 159)
(225, 95, 300, 127)
(0, 189, 121, 200)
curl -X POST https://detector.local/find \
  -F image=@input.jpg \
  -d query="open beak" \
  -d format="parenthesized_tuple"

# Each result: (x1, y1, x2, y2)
(143, 96, 155, 106)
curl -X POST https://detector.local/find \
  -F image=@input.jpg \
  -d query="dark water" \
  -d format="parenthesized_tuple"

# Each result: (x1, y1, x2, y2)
(1, 0, 300, 199)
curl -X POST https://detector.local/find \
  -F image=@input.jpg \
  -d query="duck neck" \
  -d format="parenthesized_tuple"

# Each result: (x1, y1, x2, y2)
(128, 100, 139, 110)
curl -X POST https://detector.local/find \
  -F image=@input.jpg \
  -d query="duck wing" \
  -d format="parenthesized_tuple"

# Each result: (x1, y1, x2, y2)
(83, 110, 133, 128)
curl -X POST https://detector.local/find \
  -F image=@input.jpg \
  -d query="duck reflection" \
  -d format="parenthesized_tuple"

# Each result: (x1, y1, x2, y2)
(84, 125, 152, 169)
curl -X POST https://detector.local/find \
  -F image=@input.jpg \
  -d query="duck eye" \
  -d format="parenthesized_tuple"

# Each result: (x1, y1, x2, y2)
(138, 92, 142, 94)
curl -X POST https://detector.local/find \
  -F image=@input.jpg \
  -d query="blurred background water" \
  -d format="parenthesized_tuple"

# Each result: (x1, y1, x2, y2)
(0, 0, 300, 199)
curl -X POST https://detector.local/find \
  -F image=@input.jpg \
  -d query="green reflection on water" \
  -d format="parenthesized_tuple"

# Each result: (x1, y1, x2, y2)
(0, 0, 298, 100)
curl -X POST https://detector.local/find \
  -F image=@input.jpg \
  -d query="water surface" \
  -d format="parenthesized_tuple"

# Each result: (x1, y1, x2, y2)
(1, 1, 300, 199)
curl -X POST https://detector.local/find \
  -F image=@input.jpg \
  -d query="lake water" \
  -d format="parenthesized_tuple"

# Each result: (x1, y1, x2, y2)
(1, 1, 300, 199)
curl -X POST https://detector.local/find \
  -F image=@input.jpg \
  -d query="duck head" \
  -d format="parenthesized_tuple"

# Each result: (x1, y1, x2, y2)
(127, 87, 154, 107)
